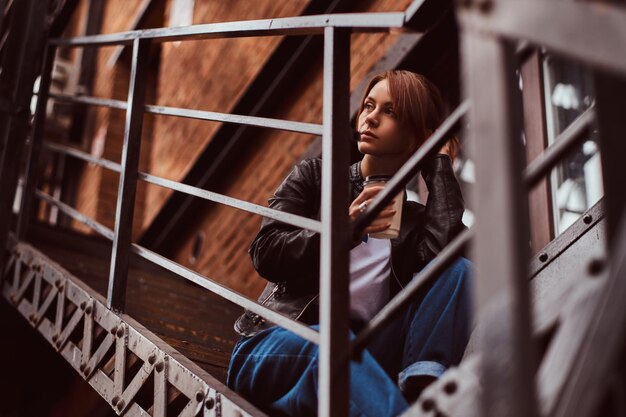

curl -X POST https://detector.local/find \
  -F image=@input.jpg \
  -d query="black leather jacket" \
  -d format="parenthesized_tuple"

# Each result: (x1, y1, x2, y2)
(234, 154, 465, 337)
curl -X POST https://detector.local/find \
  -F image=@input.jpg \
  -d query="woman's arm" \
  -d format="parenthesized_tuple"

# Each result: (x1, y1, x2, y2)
(249, 158, 322, 284)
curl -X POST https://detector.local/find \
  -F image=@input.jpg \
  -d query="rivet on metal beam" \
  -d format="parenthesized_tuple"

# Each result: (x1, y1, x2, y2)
(80, 301, 86, 310)
(583, 214, 593, 224)
(195, 391, 204, 402)
(85, 305, 92, 315)
(52, 334, 58, 342)
(444, 380, 458, 395)
(421, 398, 435, 412)
(205, 398, 215, 409)
(112, 396, 119, 406)
(148, 353, 156, 365)
(538, 252, 548, 263)
(79, 363, 86, 372)
(155, 362, 164, 373)
(110, 326, 118, 335)
(587, 257, 606, 276)
(116, 327, 125, 338)
(117, 400, 125, 410)
(83, 367, 91, 377)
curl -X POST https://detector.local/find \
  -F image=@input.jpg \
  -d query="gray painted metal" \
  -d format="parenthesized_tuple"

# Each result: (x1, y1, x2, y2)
(318, 26, 351, 417)
(108, 38, 151, 312)
(460, 28, 537, 417)
(138, 172, 322, 233)
(49, 92, 324, 135)
(457, 0, 626, 75)
(40, 141, 322, 233)
(1, 239, 268, 417)
(43, 141, 123, 173)
(50, 12, 407, 47)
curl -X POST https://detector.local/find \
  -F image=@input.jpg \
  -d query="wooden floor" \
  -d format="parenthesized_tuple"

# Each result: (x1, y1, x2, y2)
(27, 223, 244, 384)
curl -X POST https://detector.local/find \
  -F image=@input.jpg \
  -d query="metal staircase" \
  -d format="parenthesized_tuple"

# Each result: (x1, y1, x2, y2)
(1, 0, 626, 416)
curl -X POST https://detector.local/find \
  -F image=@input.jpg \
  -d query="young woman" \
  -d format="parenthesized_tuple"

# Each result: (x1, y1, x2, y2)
(227, 70, 472, 417)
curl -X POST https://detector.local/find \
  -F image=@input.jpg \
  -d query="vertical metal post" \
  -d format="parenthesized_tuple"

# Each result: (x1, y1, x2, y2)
(593, 71, 626, 250)
(107, 38, 150, 312)
(0, 0, 49, 270)
(16, 44, 57, 241)
(460, 29, 537, 417)
(319, 26, 351, 417)
(521, 50, 553, 253)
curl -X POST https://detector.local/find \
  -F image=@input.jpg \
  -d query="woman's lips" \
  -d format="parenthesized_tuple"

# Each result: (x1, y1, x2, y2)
(359, 131, 378, 141)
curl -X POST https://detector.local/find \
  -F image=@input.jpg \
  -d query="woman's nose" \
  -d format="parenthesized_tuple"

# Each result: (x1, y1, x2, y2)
(365, 110, 379, 127)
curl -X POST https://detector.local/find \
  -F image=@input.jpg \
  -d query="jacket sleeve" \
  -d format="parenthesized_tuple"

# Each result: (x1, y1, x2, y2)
(249, 158, 321, 284)
(412, 154, 466, 270)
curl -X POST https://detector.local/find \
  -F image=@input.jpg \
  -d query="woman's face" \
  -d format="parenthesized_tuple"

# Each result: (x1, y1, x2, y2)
(357, 79, 417, 159)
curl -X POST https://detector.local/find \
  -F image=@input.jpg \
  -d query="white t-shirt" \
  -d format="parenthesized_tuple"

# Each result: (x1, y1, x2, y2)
(349, 237, 391, 322)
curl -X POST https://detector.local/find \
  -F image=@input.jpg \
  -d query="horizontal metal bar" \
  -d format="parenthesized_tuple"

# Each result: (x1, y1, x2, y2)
(351, 227, 473, 355)
(458, 1, 626, 76)
(31, 191, 320, 345)
(523, 105, 595, 188)
(43, 141, 122, 172)
(34, 190, 115, 240)
(352, 99, 470, 236)
(40, 142, 321, 233)
(130, 243, 320, 344)
(145, 104, 323, 135)
(50, 12, 407, 47)
(49, 93, 323, 135)
(49, 92, 127, 110)
(138, 172, 322, 233)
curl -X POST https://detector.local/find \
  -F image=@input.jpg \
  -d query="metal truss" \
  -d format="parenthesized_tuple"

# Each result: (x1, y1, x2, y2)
(1, 236, 266, 417)
(402, 204, 626, 417)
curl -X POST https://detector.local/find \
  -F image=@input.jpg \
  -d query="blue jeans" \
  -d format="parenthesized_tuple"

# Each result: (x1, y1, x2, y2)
(227, 257, 472, 417)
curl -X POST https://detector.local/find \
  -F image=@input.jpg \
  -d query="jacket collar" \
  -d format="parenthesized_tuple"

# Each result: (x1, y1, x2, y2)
(350, 160, 365, 193)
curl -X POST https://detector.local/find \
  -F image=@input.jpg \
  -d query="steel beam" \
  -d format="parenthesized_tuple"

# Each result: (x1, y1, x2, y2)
(319, 26, 351, 417)
(457, 0, 626, 76)
(593, 71, 626, 249)
(40, 141, 323, 233)
(1, 240, 268, 417)
(48, 92, 324, 135)
(460, 26, 537, 417)
(50, 13, 407, 47)
(107, 38, 150, 312)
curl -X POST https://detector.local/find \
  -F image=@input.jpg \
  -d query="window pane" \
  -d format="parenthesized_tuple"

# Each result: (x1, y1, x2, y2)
(542, 53, 603, 235)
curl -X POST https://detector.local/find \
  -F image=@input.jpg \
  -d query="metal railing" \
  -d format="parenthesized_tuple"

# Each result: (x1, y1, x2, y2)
(8, 1, 626, 417)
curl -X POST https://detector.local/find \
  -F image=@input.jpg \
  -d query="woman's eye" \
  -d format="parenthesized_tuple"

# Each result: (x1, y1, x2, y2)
(385, 108, 397, 117)
(364, 103, 374, 111)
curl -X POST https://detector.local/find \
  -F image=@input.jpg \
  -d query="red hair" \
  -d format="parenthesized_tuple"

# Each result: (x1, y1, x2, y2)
(356, 70, 459, 161)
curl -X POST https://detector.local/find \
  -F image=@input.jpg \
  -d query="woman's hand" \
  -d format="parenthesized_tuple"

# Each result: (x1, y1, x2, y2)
(438, 137, 460, 164)
(349, 185, 396, 237)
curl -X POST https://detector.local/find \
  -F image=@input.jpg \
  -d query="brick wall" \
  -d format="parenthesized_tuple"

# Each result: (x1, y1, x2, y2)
(164, 0, 415, 297)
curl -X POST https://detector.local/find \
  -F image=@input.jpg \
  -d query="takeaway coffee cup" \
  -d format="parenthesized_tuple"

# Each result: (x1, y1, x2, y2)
(363, 176, 403, 239)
